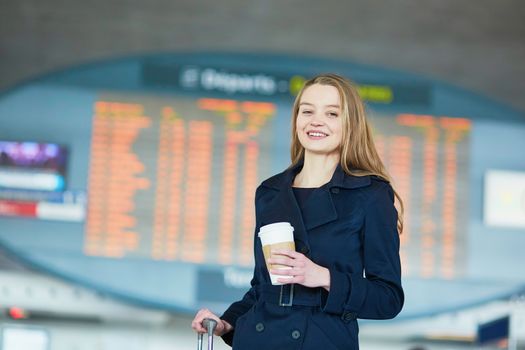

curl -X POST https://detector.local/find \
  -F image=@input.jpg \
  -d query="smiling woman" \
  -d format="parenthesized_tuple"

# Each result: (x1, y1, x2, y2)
(290, 74, 404, 233)
(192, 73, 405, 349)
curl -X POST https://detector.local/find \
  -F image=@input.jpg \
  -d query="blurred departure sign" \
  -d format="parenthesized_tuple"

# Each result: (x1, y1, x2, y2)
(142, 63, 432, 106)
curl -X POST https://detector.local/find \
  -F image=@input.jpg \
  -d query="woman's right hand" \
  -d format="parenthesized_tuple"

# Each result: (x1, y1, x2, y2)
(191, 308, 233, 336)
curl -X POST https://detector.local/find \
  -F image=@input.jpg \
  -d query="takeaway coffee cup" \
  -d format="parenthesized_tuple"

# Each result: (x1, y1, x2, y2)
(258, 222, 295, 285)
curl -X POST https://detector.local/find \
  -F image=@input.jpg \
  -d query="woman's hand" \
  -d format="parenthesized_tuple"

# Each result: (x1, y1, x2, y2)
(268, 250, 331, 291)
(191, 308, 233, 336)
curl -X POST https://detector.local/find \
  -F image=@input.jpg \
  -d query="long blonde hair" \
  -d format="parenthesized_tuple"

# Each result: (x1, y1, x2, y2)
(290, 73, 404, 234)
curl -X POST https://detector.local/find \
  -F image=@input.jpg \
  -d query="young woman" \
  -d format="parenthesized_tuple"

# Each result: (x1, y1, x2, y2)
(192, 73, 404, 349)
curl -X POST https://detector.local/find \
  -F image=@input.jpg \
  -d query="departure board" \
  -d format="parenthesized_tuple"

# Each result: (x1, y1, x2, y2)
(85, 95, 276, 266)
(82, 93, 471, 280)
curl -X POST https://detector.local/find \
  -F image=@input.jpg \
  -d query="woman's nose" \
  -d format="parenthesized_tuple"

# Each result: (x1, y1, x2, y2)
(310, 118, 324, 126)
(310, 112, 324, 125)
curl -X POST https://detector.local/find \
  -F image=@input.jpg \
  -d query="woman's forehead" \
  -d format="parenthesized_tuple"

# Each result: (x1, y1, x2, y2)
(300, 84, 341, 106)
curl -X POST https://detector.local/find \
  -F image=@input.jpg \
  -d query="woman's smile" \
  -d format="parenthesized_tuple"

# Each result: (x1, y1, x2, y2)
(306, 130, 330, 139)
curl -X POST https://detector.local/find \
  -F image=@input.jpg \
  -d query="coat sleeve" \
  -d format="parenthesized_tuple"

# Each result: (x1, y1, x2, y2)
(219, 274, 258, 346)
(321, 182, 404, 320)
(219, 186, 264, 346)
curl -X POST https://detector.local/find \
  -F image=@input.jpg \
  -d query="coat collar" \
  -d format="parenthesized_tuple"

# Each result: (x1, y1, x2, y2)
(261, 160, 372, 191)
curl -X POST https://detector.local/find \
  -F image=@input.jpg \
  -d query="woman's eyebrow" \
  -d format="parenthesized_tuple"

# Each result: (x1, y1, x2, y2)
(299, 102, 340, 108)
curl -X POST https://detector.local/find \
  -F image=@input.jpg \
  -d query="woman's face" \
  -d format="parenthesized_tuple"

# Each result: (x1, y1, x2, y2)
(296, 83, 343, 157)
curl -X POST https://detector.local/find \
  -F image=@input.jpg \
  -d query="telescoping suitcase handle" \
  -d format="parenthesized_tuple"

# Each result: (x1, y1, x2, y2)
(198, 318, 218, 350)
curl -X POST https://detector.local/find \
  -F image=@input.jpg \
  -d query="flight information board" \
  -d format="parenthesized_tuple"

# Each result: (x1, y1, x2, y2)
(82, 93, 471, 280)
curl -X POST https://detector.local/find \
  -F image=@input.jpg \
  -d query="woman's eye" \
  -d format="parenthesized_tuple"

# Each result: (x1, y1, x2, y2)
(328, 111, 339, 118)
(301, 110, 313, 115)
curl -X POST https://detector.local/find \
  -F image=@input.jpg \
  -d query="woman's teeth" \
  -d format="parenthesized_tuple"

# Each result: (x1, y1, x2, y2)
(307, 131, 327, 137)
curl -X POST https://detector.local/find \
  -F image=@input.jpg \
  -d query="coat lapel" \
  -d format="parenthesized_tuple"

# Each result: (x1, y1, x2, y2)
(259, 165, 312, 255)
(258, 162, 373, 255)
(299, 187, 338, 231)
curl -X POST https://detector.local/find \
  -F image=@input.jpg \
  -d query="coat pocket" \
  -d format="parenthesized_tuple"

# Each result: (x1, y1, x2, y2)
(305, 318, 343, 350)
(309, 312, 358, 349)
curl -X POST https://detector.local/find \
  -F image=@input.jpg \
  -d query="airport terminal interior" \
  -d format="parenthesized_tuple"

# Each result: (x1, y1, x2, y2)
(0, 1, 524, 349)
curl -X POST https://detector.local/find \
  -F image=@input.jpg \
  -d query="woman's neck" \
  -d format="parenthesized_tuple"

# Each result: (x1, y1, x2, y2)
(293, 152, 340, 188)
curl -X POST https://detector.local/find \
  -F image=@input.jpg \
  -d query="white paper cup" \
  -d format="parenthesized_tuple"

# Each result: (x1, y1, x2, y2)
(258, 222, 295, 285)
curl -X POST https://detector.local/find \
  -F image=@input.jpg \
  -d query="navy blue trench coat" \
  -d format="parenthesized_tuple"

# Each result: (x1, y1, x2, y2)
(220, 163, 404, 350)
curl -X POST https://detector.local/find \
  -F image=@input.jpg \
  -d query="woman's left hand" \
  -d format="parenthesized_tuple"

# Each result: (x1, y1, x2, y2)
(268, 250, 331, 291)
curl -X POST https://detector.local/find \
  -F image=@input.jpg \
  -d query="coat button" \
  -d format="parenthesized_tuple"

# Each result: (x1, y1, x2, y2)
(342, 312, 357, 322)
(330, 187, 340, 194)
(291, 330, 301, 339)
(255, 322, 265, 332)
(300, 246, 309, 254)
